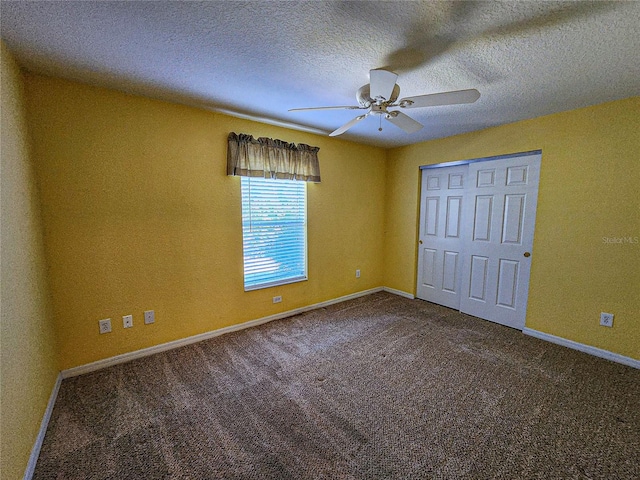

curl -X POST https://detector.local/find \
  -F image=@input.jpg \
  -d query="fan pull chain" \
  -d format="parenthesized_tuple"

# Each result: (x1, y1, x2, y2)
(378, 115, 382, 132)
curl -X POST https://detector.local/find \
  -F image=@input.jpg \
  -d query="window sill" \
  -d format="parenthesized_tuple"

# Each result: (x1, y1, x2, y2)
(244, 276, 308, 292)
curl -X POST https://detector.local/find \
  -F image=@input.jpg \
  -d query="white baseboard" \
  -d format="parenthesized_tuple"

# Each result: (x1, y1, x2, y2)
(383, 286, 415, 299)
(523, 328, 640, 369)
(24, 372, 62, 480)
(62, 287, 389, 378)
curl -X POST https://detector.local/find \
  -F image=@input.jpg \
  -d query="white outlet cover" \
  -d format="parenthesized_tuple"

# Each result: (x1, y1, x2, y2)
(123, 314, 133, 328)
(144, 310, 155, 324)
(99, 318, 112, 334)
(600, 312, 614, 327)
(273, 296, 282, 303)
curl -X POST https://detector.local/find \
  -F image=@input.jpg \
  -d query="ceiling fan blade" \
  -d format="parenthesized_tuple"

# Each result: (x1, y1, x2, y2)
(399, 89, 480, 108)
(289, 105, 364, 112)
(385, 111, 423, 134)
(329, 114, 367, 137)
(369, 69, 398, 101)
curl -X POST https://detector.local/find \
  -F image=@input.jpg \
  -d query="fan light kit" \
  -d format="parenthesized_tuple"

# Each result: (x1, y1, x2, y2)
(289, 69, 480, 136)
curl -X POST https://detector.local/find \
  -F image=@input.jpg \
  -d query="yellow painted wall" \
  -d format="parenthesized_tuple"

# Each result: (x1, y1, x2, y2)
(0, 43, 59, 479)
(384, 97, 640, 360)
(23, 74, 387, 370)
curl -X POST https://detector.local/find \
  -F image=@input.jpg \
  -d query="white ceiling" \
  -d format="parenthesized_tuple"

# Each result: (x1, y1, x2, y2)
(1, 1, 639, 148)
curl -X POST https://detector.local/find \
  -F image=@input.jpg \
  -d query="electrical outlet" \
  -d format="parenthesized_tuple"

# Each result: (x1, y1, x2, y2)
(273, 296, 282, 303)
(123, 314, 133, 328)
(99, 318, 112, 334)
(356, 269, 361, 278)
(144, 310, 155, 324)
(600, 312, 614, 327)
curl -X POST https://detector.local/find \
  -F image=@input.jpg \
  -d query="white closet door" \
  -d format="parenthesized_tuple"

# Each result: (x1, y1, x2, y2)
(416, 166, 468, 309)
(459, 153, 541, 329)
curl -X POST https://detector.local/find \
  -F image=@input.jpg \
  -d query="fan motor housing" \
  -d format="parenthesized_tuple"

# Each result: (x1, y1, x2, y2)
(357, 84, 400, 108)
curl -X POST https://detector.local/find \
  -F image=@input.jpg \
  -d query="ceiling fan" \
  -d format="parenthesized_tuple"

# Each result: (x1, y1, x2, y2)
(289, 69, 480, 136)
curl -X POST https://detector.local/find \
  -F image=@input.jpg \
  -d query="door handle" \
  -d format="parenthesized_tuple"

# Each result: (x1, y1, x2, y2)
(419, 240, 423, 244)
(524, 252, 531, 257)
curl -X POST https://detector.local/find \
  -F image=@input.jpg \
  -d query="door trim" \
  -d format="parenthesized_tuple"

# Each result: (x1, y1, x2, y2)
(420, 149, 542, 170)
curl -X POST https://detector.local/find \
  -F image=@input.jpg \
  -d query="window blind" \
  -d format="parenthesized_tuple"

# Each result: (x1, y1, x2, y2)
(241, 177, 307, 290)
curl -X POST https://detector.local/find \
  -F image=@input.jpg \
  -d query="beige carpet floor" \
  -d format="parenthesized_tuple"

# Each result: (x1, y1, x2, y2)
(34, 292, 639, 479)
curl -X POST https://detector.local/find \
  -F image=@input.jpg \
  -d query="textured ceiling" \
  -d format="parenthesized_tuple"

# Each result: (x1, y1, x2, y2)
(1, 1, 639, 148)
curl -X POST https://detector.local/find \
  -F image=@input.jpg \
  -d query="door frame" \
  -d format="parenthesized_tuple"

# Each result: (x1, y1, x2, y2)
(419, 150, 542, 171)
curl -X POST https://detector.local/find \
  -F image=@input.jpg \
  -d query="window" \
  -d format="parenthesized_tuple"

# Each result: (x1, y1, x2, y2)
(241, 176, 307, 291)
(228, 132, 318, 291)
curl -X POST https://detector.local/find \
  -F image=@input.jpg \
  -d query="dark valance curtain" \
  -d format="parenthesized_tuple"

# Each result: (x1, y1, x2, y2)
(227, 132, 321, 183)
